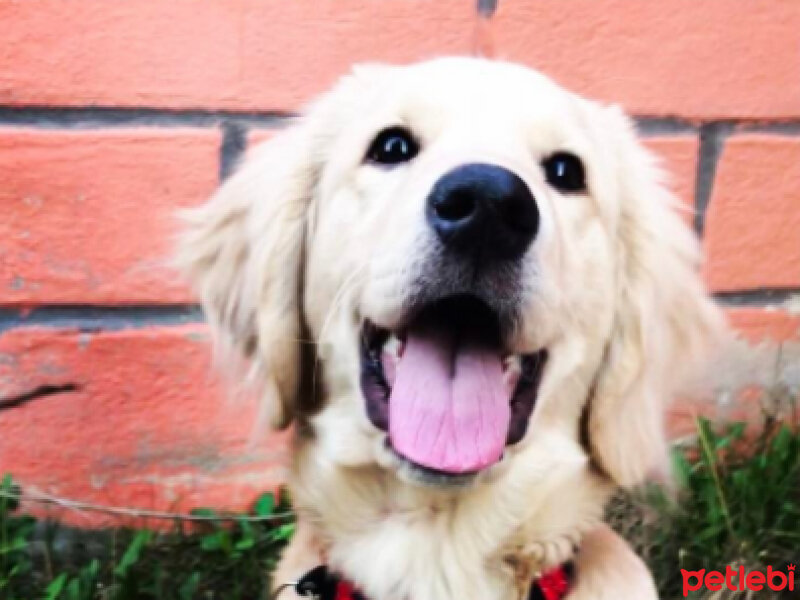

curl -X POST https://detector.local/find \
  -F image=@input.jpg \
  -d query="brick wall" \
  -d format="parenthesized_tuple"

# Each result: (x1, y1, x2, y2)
(1, 0, 798, 526)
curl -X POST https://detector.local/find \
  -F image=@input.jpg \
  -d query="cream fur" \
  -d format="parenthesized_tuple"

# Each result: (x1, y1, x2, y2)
(178, 57, 722, 600)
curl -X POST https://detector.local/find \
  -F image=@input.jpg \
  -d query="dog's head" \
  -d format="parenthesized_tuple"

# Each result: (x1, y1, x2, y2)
(179, 58, 721, 491)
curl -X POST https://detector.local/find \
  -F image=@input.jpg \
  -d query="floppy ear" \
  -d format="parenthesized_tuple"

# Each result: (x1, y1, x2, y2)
(588, 107, 724, 487)
(177, 123, 317, 429)
(177, 66, 388, 429)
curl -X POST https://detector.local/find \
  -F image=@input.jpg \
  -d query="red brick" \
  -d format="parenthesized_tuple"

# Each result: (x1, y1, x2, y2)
(644, 136, 698, 219)
(493, 0, 800, 119)
(0, 325, 289, 527)
(0, 0, 473, 111)
(668, 393, 766, 441)
(668, 308, 800, 439)
(704, 136, 800, 292)
(0, 129, 220, 305)
(726, 307, 800, 344)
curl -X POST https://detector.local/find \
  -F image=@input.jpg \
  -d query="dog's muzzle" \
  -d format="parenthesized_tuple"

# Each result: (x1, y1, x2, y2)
(358, 164, 546, 481)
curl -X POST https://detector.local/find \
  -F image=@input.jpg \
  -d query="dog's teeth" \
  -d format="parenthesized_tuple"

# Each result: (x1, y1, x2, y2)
(502, 355, 521, 372)
(384, 334, 403, 358)
(503, 355, 522, 396)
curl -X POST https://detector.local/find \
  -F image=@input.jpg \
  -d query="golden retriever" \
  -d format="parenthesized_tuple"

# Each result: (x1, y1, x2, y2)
(178, 57, 722, 600)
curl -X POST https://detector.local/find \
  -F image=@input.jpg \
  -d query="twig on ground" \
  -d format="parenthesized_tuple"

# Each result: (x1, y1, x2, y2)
(0, 488, 292, 523)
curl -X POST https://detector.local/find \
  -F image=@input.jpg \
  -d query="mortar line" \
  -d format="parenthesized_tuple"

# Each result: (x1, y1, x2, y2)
(0, 106, 294, 129)
(634, 117, 698, 136)
(1, 288, 797, 335)
(477, 0, 499, 17)
(0, 305, 204, 334)
(220, 121, 248, 181)
(713, 288, 800, 307)
(693, 122, 735, 237)
(1, 105, 799, 132)
(734, 120, 800, 136)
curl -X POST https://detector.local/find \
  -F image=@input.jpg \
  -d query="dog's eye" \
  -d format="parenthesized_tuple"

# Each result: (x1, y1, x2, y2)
(366, 127, 419, 165)
(542, 152, 587, 193)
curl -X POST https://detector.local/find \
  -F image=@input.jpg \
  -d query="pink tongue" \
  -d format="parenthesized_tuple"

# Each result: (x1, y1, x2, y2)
(388, 325, 509, 473)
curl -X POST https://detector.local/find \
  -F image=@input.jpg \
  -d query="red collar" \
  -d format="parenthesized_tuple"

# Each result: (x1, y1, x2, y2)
(289, 562, 573, 600)
(528, 563, 573, 600)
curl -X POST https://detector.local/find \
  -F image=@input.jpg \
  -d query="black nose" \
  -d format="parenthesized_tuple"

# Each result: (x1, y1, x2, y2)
(426, 163, 539, 261)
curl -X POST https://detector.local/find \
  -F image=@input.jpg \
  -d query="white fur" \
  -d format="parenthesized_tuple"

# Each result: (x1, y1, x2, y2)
(178, 58, 723, 600)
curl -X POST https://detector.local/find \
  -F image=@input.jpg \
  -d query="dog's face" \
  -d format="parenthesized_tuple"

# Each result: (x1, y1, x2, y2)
(180, 58, 720, 493)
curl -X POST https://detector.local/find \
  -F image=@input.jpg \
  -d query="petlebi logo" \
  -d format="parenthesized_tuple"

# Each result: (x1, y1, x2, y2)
(681, 564, 795, 596)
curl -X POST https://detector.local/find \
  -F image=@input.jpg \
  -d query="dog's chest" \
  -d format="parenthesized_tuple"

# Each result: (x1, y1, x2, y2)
(324, 513, 536, 600)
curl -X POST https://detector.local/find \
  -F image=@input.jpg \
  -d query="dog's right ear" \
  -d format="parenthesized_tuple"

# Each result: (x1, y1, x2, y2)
(585, 106, 724, 487)
(177, 123, 316, 429)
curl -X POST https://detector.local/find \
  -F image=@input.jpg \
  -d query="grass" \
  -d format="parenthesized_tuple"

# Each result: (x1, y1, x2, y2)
(0, 479, 293, 600)
(2, 417, 798, 599)
(610, 417, 800, 599)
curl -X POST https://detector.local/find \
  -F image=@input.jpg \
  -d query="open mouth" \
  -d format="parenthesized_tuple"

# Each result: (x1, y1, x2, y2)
(360, 294, 548, 478)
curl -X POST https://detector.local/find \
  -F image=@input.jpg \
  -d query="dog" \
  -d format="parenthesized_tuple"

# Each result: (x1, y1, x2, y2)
(178, 57, 722, 600)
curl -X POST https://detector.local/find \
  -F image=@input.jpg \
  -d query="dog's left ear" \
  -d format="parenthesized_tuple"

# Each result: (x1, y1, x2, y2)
(588, 106, 724, 488)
